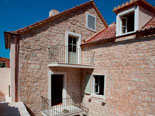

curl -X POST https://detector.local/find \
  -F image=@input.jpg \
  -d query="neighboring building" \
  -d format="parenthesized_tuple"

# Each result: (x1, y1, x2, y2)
(4, 0, 155, 116)
(0, 57, 11, 102)
(0, 57, 10, 68)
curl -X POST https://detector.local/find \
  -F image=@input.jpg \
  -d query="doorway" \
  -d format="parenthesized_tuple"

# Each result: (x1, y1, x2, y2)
(51, 74, 64, 106)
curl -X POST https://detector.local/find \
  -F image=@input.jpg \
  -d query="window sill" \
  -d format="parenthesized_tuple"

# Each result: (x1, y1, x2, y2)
(90, 94, 106, 103)
(86, 27, 96, 32)
(118, 30, 136, 37)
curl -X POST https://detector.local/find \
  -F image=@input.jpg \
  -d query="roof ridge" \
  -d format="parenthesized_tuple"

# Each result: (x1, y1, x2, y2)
(15, 1, 93, 33)
(11, 0, 108, 34)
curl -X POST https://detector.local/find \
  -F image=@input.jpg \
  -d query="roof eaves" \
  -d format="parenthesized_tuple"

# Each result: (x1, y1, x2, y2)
(82, 27, 155, 46)
(15, 1, 105, 34)
(92, 2, 108, 28)
(15, 1, 108, 33)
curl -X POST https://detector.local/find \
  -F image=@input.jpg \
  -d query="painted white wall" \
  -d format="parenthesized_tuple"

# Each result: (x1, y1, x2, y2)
(0, 68, 11, 102)
(139, 6, 154, 29)
(10, 40, 15, 102)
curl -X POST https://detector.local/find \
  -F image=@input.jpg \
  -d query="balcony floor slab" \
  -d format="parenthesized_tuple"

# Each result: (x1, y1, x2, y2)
(48, 62, 94, 69)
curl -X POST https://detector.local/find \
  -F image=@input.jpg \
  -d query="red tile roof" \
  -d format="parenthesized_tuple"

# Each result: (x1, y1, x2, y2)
(85, 16, 155, 44)
(0, 57, 9, 62)
(141, 16, 155, 30)
(113, 0, 155, 14)
(86, 23, 116, 43)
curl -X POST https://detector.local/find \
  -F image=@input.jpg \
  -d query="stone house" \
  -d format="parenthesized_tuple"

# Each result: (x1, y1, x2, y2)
(4, 0, 155, 116)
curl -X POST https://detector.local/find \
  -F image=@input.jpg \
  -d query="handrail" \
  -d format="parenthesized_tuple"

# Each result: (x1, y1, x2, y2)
(48, 45, 95, 65)
(41, 96, 88, 116)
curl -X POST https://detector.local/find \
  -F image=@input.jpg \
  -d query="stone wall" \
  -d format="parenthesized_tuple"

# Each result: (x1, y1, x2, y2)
(81, 35, 155, 116)
(17, 4, 105, 116)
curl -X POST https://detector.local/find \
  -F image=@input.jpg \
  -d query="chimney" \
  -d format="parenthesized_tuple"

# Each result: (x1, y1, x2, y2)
(49, 9, 59, 17)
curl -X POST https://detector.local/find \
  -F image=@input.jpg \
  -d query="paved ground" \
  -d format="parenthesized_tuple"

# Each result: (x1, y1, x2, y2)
(0, 102, 30, 116)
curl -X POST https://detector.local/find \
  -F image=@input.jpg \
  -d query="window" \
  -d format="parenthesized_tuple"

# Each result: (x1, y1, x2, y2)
(86, 12, 96, 31)
(65, 31, 81, 64)
(93, 75, 105, 96)
(68, 36, 78, 64)
(121, 12, 134, 34)
(0, 62, 6, 68)
(84, 75, 106, 98)
(116, 6, 139, 36)
(68, 36, 77, 53)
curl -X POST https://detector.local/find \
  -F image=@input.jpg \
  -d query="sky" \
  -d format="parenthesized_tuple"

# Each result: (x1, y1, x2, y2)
(0, 0, 155, 58)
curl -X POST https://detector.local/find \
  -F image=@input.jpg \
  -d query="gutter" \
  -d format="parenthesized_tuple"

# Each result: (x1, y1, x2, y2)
(14, 35, 20, 102)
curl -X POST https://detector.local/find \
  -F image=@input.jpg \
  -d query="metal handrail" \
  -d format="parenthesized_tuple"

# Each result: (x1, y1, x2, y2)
(48, 45, 95, 65)
(41, 96, 88, 116)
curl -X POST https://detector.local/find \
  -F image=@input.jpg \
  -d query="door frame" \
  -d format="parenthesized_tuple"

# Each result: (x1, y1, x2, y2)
(65, 31, 81, 64)
(48, 70, 67, 106)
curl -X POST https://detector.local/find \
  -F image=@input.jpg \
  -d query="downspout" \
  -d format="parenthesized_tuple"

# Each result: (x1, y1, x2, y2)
(14, 35, 20, 102)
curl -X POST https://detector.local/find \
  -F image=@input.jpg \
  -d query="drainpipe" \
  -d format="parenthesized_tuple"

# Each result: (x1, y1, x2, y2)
(14, 35, 20, 102)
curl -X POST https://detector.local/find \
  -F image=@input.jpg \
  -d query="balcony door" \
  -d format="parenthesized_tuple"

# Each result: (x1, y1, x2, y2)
(68, 36, 78, 64)
(65, 31, 81, 64)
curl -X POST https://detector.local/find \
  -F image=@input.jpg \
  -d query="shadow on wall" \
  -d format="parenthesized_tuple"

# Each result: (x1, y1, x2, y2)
(26, 106, 35, 116)
(0, 91, 5, 102)
(0, 103, 21, 116)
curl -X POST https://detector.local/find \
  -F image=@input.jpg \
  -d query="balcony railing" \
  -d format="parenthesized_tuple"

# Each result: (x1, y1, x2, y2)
(41, 96, 88, 116)
(48, 45, 95, 66)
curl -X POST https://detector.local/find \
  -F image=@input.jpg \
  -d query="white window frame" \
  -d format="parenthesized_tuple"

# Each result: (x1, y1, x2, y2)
(116, 6, 139, 36)
(65, 31, 81, 64)
(86, 12, 96, 32)
(91, 75, 106, 100)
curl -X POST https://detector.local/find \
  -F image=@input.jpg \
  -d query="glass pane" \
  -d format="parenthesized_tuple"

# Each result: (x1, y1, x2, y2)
(73, 38, 76, 45)
(99, 76, 104, 95)
(95, 76, 99, 84)
(122, 27, 126, 33)
(68, 36, 72, 44)
(68, 45, 72, 52)
(94, 76, 104, 95)
(95, 85, 98, 93)
(73, 46, 76, 52)
(122, 18, 126, 26)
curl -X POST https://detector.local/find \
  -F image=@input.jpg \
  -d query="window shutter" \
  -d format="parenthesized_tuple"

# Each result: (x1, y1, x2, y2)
(88, 15, 95, 30)
(84, 75, 92, 94)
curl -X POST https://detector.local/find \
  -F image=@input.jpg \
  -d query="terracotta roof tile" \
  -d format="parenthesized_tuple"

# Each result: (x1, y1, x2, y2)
(141, 16, 155, 30)
(0, 57, 9, 62)
(113, 0, 155, 14)
(85, 23, 116, 43)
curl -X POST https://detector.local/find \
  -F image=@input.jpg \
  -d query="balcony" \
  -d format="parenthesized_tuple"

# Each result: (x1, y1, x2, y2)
(48, 45, 95, 69)
(41, 96, 88, 116)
